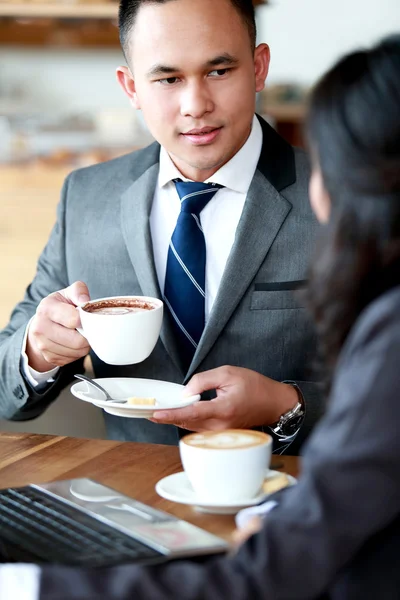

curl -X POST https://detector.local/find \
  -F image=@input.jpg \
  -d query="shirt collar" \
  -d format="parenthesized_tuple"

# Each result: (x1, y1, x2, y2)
(158, 115, 263, 193)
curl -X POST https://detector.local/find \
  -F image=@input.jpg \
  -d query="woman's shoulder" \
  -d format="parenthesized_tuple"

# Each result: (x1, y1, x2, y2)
(341, 285, 400, 359)
(329, 286, 400, 423)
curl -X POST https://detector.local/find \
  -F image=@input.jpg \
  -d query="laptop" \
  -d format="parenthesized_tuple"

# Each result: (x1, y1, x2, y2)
(0, 478, 229, 567)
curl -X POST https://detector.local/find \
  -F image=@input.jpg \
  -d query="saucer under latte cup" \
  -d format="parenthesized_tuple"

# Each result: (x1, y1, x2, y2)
(77, 295, 163, 365)
(179, 429, 272, 504)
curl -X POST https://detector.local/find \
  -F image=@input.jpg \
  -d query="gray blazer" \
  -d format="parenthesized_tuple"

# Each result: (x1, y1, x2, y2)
(0, 116, 322, 449)
(38, 286, 400, 599)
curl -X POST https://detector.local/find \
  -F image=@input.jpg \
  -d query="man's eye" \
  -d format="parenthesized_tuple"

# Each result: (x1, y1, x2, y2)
(209, 69, 229, 77)
(158, 77, 179, 85)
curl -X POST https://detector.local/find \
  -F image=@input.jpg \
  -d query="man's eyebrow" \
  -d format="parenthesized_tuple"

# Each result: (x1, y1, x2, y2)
(146, 65, 180, 78)
(205, 54, 239, 68)
(146, 54, 239, 78)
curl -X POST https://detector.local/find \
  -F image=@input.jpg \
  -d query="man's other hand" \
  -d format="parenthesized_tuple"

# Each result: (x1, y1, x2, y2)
(151, 366, 298, 432)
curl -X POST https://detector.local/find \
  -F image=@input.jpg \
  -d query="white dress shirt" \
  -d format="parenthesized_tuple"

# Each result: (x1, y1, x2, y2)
(22, 116, 263, 384)
(0, 564, 40, 600)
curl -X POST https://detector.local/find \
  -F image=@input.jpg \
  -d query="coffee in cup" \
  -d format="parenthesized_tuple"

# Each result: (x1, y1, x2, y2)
(77, 295, 163, 365)
(179, 429, 272, 504)
(82, 298, 157, 315)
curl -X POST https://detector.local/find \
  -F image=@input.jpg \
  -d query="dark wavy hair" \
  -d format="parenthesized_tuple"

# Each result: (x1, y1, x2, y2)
(305, 35, 400, 391)
(119, 0, 257, 60)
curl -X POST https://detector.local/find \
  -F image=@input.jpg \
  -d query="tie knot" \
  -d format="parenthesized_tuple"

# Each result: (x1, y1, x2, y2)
(174, 180, 223, 215)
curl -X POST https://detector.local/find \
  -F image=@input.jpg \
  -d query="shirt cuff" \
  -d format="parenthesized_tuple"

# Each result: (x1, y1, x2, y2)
(235, 500, 278, 530)
(21, 319, 60, 388)
(0, 564, 41, 600)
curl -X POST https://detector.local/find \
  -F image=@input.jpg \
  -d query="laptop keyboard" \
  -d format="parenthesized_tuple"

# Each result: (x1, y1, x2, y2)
(0, 486, 162, 566)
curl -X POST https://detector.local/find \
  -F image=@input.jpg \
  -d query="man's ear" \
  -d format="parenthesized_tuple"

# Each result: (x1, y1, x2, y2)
(254, 43, 270, 93)
(116, 66, 141, 109)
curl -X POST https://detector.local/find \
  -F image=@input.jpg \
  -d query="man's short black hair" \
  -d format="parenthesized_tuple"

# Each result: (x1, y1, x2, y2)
(119, 0, 257, 59)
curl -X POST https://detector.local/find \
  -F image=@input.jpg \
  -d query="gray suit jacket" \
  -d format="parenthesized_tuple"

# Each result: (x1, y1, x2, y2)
(38, 286, 400, 599)
(0, 116, 322, 450)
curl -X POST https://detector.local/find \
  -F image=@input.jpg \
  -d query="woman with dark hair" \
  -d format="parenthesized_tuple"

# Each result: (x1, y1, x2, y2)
(2, 35, 400, 599)
(306, 34, 400, 392)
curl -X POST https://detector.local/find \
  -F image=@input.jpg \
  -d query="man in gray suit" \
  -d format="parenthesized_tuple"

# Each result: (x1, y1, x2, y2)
(0, 0, 321, 450)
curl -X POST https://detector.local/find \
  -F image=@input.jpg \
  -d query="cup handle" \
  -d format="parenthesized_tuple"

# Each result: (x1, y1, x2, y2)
(76, 326, 87, 339)
(75, 307, 87, 340)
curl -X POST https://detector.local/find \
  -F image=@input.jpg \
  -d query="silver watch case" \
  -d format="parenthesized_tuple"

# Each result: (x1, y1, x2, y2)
(270, 383, 306, 438)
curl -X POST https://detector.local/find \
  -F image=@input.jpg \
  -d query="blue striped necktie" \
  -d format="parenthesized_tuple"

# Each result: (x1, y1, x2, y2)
(164, 180, 223, 370)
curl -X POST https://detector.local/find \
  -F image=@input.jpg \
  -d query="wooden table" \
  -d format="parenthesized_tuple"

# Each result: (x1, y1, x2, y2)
(0, 432, 299, 541)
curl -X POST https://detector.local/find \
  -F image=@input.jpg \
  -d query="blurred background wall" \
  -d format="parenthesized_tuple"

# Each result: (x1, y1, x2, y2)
(0, 0, 399, 438)
(258, 0, 400, 84)
(1, 0, 399, 115)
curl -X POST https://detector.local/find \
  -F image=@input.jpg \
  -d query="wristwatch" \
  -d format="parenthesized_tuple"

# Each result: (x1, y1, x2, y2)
(268, 381, 306, 440)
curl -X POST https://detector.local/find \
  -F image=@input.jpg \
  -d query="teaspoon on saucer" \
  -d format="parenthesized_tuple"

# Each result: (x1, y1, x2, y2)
(74, 374, 127, 404)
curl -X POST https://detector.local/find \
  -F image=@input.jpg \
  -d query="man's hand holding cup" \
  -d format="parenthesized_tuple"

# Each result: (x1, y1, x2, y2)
(26, 281, 91, 373)
(27, 282, 164, 371)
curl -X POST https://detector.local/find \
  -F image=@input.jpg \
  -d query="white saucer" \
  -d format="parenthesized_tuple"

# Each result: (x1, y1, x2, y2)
(155, 470, 297, 515)
(71, 377, 200, 418)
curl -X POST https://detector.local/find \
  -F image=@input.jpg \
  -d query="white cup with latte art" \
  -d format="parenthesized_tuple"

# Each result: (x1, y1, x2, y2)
(179, 429, 272, 504)
(77, 295, 163, 365)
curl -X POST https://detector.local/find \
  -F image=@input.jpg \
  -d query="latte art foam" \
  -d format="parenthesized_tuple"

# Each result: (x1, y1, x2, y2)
(91, 307, 147, 315)
(82, 298, 156, 314)
(183, 430, 269, 450)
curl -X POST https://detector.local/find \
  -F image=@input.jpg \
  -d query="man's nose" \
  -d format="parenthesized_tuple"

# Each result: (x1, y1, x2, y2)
(180, 82, 214, 118)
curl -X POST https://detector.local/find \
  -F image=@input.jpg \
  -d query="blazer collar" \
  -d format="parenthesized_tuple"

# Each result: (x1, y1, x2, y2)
(255, 114, 296, 192)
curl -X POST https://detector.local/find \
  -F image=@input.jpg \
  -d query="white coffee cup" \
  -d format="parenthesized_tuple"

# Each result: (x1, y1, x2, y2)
(77, 295, 163, 365)
(179, 429, 272, 504)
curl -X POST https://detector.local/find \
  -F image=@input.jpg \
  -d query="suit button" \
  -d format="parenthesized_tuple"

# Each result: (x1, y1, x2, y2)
(13, 384, 25, 400)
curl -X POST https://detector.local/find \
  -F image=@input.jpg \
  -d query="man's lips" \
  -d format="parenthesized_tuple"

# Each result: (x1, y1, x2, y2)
(181, 126, 222, 145)
(184, 126, 219, 135)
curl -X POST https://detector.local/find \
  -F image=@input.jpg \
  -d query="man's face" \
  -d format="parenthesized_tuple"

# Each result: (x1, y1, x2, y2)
(117, 0, 269, 181)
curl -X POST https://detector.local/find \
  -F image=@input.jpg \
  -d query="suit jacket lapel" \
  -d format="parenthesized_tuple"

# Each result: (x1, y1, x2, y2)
(186, 117, 297, 379)
(121, 164, 160, 298)
(120, 156, 185, 375)
(186, 172, 292, 379)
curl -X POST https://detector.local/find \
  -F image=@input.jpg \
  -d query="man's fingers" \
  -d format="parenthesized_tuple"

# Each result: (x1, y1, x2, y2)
(33, 326, 90, 367)
(32, 317, 89, 349)
(36, 281, 90, 331)
(40, 349, 85, 368)
(27, 283, 90, 371)
(152, 400, 219, 426)
(35, 334, 90, 359)
(59, 281, 90, 307)
(29, 318, 90, 368)
(37, 299, 82, 330)
(184, 366, 238, 396)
